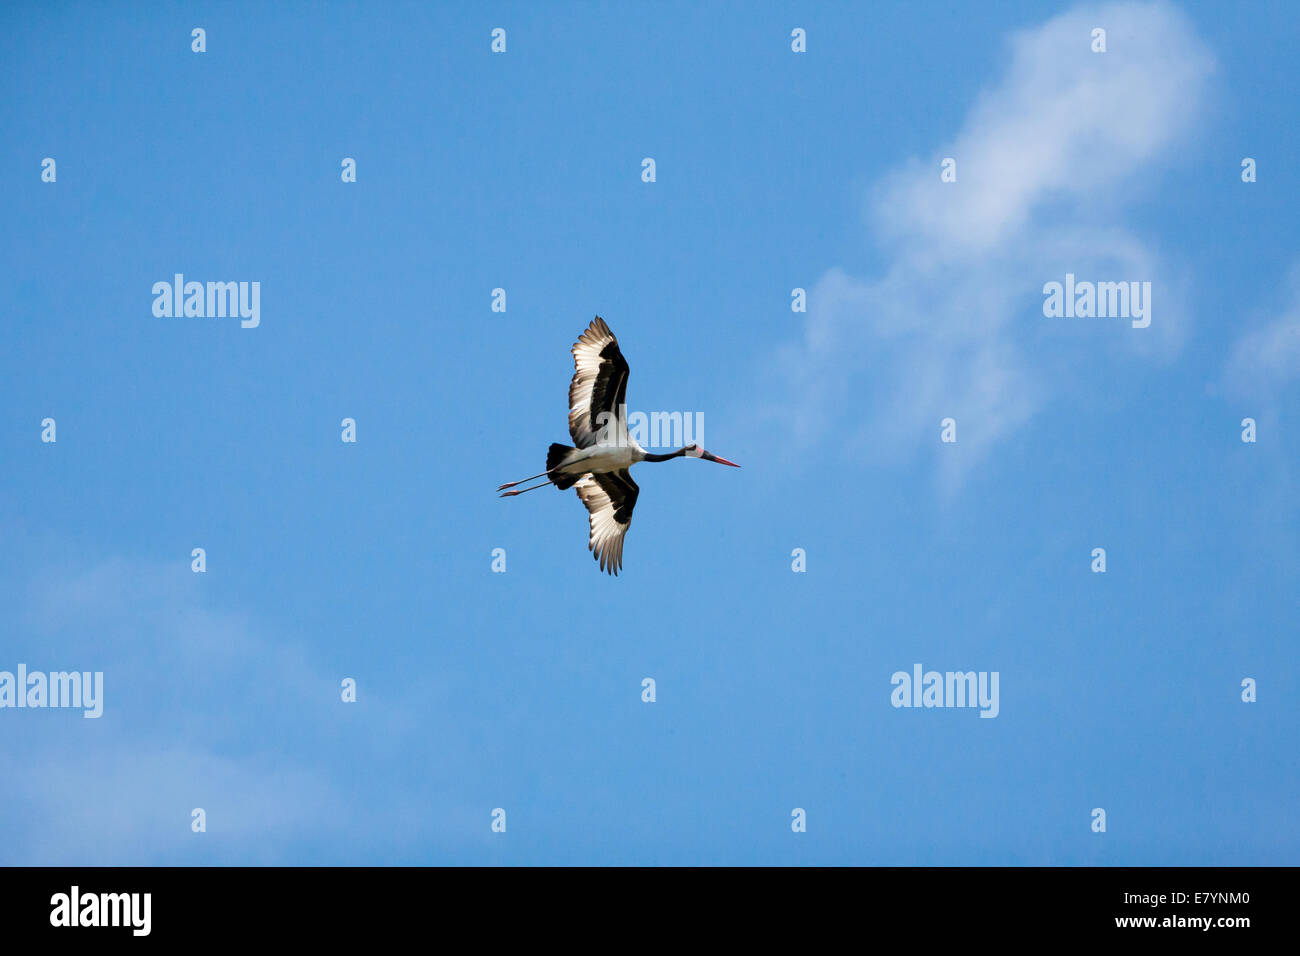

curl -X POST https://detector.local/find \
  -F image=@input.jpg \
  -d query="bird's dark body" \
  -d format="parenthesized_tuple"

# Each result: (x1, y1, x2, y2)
(547, 443, 582, 490)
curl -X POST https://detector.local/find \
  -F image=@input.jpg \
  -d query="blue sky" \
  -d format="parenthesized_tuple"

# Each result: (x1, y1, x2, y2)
(1, 0, 1296, 865)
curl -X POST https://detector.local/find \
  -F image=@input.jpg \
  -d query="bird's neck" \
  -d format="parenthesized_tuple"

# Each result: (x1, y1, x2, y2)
(643, 447, 690, 463)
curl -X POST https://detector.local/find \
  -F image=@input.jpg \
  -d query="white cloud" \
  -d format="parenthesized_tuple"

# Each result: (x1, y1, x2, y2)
(774, 1, 1215, 486)
(2, 555, 467, 863)
(1225, 261, 1300, 395)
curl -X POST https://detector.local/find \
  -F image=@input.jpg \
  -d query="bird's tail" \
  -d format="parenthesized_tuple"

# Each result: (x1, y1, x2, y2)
(547, 443, 582, 490)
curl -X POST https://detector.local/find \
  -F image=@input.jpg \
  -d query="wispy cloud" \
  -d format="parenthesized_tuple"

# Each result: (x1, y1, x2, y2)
(774, 1, 1215, 487)
(1224, 260, 1300, 397)
(1, 555, 465, 864)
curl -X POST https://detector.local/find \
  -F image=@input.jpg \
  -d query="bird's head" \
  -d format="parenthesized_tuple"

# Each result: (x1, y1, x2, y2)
(684, 444, 740, 467)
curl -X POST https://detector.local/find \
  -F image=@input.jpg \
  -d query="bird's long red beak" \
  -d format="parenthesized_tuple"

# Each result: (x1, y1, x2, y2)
(704, 452, 741, 468)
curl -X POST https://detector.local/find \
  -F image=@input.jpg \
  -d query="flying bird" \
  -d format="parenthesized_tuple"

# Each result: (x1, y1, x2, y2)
(499, 316, 739, 574)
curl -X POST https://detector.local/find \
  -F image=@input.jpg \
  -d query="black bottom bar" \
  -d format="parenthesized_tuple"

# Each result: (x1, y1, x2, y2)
(0, 866, 1282, 942)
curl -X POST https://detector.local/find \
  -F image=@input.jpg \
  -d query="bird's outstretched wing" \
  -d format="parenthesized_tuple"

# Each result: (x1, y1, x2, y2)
(574, 469, 639, 575)
(568, 316, 629, 449)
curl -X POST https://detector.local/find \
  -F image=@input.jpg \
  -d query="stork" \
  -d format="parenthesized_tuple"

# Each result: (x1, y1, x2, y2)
(499, 316, 739, 575)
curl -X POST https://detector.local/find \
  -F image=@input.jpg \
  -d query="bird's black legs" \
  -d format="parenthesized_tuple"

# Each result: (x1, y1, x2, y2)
(499, 479, 555, 498)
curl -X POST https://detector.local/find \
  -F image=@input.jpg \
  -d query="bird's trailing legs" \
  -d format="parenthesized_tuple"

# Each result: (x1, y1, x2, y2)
(499, 479, 554, 498)
(497, 469, 555, 491)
